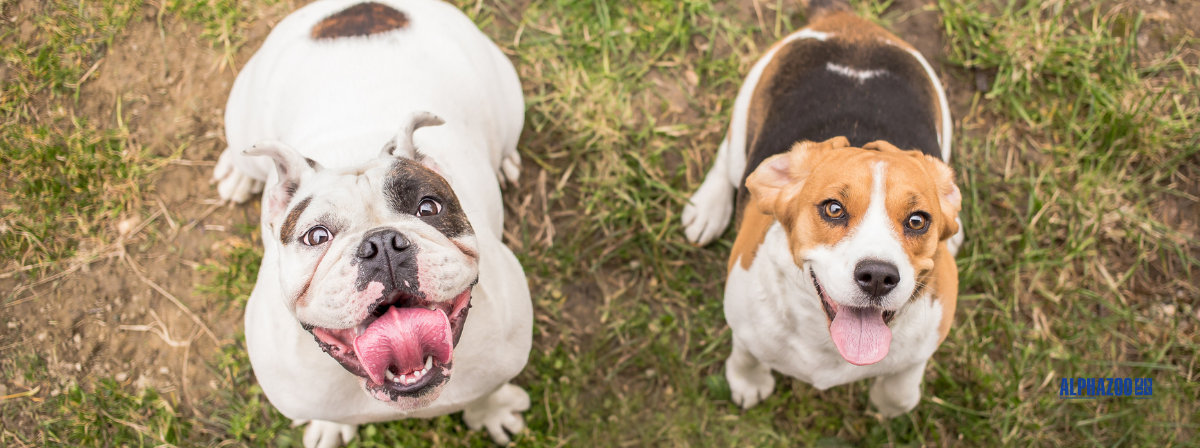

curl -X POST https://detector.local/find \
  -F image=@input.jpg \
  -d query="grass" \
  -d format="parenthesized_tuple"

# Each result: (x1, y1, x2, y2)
(2, 0, 1198, 446)
(0, 0, 164, 274)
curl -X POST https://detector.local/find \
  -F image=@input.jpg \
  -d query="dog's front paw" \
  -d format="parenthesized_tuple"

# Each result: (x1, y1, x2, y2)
(463, 383, 530, 445)
(213, 147, 264, 204)
(296, 419, 357, 448)
(497, 152, 521, 187)
(726, 354, 775, 409)
(682, 175, 734, 246)
(868, 375, 922, 418)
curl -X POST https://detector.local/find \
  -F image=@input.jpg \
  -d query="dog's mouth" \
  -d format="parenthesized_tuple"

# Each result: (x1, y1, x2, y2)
(811, 269, 894, 366)
(308, 288, 472, 400)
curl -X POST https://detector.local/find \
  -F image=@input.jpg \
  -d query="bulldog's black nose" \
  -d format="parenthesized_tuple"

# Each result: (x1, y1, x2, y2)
(357, 228, 411, 260)
(854, 260, 899, 299)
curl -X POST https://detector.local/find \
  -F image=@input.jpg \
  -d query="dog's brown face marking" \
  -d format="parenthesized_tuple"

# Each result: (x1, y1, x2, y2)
(311, 2, 409, 40)
(281, 196, 313, 245)
(383, 159, 473, 239)
(749, 140, 956, 268)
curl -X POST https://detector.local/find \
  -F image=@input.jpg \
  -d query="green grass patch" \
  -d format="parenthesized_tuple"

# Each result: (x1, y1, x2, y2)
(2, 0, 1197, 446)
(166, 0, 280, 67)
(0, 0, 174, 276)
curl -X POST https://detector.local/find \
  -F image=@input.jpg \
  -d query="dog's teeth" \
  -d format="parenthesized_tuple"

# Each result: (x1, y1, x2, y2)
(400, 374, 407, 383)
(425, 356, 433, 370)
(385, 369, 395, 381)
(355, 324, 367, 336)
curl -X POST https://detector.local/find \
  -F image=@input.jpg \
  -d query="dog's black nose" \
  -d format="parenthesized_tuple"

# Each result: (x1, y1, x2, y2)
(357, 228, 411, 260)
(854, 260, 900, 299)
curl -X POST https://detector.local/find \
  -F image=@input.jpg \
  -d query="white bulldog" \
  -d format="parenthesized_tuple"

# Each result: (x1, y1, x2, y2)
(211, 1, 532, 446)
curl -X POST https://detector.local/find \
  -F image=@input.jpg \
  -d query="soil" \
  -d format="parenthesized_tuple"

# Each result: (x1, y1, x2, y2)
(0, 2, 280, 408)
(0, 0, 1194, 432)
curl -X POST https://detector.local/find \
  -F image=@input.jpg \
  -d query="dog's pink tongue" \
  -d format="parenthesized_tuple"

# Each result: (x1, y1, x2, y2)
(829, 306, 892, 366)
(353, 307, 453, 385)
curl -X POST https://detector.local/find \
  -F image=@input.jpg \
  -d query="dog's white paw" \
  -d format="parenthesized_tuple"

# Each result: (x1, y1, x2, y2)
(213, 147, 264, 204)
(463, 383, 530, 445)
(297, 419, 357, 448)
(498, 152, 521, 187)
(869, 379, 921, 418)
(868, 362, 926, 418)
(725, 354, 775, 409)
(682, 175, 734, 246)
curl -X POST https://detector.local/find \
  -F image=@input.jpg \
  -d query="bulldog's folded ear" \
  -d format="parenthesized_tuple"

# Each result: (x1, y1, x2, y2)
(380, 111, 448, 177)
(244, 141, 322, 222)
(381, 111, 445, 159)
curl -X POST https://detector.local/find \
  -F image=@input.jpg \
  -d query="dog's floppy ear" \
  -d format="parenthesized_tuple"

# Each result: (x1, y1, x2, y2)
(746, 137, 846, 219)
(244, 140, 321, 222)
(922, 155, 961, 241)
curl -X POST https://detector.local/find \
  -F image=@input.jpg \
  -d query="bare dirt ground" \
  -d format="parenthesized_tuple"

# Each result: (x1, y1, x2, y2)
(0, 1, 287, 409)
(2, 0, 1196, 442)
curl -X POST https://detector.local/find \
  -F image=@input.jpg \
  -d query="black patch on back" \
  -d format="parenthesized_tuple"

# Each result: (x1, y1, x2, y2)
(738, 37, 941, 211)
(311, 2, 409, 40)
(383, 159, 473, 239)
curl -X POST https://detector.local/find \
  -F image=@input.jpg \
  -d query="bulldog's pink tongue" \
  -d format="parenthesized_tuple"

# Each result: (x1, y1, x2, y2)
(353, 306, 453, 385)
(829, 306, 892, 366)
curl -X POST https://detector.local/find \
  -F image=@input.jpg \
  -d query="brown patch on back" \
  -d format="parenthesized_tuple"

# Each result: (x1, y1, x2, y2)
(729, 198, 775, 273)
(311, 2, 409, 40)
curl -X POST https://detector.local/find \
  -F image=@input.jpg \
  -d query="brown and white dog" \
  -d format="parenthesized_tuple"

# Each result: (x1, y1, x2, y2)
(681, 0, 963, 416)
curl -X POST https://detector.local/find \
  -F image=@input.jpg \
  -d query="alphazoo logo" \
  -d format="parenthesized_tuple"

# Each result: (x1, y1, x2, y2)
(1059, 377, 1153, 399)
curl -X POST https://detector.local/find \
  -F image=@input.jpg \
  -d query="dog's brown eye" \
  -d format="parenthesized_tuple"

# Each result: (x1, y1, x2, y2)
(302, 226, 331, 246)
(823, 201, 845, 219)
(417, 198, 441, 217)
(906, 213, 928, 231)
